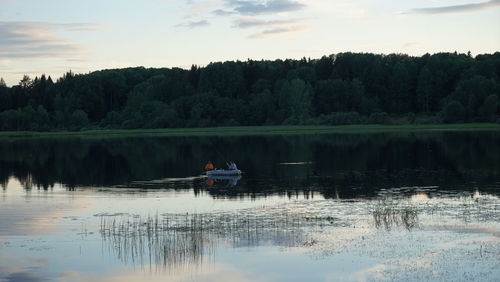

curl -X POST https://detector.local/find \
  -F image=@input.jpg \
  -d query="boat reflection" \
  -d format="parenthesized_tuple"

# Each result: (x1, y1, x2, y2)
(206, 175, 241, 187)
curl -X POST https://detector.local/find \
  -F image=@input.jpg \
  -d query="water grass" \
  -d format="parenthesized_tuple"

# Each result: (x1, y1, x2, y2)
(371, 201, 419, 230)
(98, 210, 341, 271)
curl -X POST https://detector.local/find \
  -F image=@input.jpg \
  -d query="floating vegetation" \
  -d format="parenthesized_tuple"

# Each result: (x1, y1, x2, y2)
(371, 201, 419, 230)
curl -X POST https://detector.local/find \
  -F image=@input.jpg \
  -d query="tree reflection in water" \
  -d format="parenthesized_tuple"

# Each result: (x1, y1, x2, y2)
(2, 131, 499, 199)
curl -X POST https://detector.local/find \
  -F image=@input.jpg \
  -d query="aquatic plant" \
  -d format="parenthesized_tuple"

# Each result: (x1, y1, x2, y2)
(98, 211, 331, 272)
(371, 200, 419, 230)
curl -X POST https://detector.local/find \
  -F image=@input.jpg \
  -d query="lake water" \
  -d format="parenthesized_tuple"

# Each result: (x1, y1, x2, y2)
(1, 131, 499, 281)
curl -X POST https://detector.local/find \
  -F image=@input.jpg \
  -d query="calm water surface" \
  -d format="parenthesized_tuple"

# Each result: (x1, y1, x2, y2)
(1, 131, 499, 281)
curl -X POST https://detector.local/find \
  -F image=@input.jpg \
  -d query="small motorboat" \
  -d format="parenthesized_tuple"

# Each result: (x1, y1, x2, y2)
(206, 169, 242, 176)
(205, 161, 241, 177)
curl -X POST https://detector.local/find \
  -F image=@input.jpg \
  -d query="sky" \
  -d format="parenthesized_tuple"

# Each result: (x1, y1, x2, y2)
(0, 0, 499, 85)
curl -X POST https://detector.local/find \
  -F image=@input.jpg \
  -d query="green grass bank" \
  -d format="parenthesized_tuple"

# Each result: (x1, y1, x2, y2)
(1, 123, 500, 139)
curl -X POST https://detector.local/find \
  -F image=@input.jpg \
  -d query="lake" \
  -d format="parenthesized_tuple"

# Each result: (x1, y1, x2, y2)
(1, 131, 499, 281)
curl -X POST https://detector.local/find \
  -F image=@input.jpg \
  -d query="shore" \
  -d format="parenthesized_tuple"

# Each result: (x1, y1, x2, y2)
(1, 123, 499, 138)
(0, 123, 500, 138)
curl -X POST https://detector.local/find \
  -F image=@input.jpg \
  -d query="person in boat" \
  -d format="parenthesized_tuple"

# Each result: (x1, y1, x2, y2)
(204, 161, 215, 171)
(228, 161, 238, 171)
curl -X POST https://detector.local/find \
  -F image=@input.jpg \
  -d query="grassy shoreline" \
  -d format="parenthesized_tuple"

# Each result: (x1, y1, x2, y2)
(1, 123, 499, 139)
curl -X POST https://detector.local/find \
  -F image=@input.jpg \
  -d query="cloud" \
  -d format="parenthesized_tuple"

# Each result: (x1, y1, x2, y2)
(211, 1, 310, 38)
(230, 16, 310, 38)
(408, 0, 500, 14)
(233, 17, 308, 29)
(249, 25, 309, 39)
(213, 9, 236, 16)
(56, 23, 105, 32)
(175, 20, 210, 29)
(403, 42, 423, 48)
(218, 0, 306, 15)
(0, 22, 103, 59)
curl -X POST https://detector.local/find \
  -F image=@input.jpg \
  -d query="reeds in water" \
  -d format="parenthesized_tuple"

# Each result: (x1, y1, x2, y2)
(99, 211, 330, 272)
(372, 201, 419, 230)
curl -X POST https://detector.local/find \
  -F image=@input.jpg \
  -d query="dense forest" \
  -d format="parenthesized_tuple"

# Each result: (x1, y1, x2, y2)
(0, 52, 499, 131)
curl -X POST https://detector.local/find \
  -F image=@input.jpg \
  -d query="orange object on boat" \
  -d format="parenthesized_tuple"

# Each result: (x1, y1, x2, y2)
(206, 179, 214, 186)
(205, 162, 214, 170)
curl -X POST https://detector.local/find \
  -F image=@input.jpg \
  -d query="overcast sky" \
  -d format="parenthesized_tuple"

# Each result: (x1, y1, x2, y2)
(0, 0, 499, 85)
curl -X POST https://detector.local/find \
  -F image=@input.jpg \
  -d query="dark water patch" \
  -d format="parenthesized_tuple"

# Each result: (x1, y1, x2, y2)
(4, 271, 46, 282)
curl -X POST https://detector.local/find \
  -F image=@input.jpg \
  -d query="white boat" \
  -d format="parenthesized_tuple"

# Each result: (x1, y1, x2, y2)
(206, 169, 242, 176)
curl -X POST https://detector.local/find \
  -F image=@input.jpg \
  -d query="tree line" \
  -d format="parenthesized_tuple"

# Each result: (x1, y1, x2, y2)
(0, 52, 499, 131)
